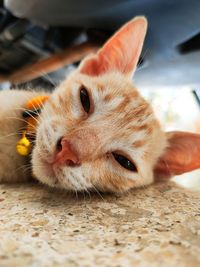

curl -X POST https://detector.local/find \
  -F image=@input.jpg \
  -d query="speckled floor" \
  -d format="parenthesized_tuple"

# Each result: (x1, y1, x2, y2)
(0, 181, 200, 267)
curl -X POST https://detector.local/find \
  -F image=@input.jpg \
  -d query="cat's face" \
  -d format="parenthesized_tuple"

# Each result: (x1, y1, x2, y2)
(32, 17, 200, 192)
(32, 71, 166, 192)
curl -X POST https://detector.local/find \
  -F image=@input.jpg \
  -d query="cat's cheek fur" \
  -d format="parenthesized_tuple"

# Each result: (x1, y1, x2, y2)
(80, 160, 155, 193)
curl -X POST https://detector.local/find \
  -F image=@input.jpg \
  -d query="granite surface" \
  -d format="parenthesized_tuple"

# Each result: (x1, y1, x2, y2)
(0, 181, 200, 267)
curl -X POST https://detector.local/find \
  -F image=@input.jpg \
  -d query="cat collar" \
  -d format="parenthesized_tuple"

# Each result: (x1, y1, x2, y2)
(16, 95, 49, 156)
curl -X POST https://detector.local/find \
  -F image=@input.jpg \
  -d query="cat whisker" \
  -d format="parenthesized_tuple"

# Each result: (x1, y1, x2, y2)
(26, 69, 59, 87)
(162, 159, 172, 177)
(74, 189, 78, 201)
(15, 107, 41, 119)
(85, 187, 92, 200)
(14, 163, 32, 174)
(23, 100, 46, 127)
(92, 185, 105, 201)
(34, 96, 52, 125)
(136, 48, 150, 72)
(15, 162, 47, 175)
(39, 71, 58, 87)
(0, 132, 21, 140)
(7, 116, 38, 132)
(20, 109, 40, 125)
(82, 189, 86, 202)
(7, 116, 28, 124)
(0, 127, 30, 143)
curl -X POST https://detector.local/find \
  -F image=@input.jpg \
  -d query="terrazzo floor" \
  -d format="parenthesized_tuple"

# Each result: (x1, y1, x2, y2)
(0, 181, 200, 267)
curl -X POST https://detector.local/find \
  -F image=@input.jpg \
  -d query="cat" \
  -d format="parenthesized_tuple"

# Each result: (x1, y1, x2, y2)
(0, 16, 200, 193)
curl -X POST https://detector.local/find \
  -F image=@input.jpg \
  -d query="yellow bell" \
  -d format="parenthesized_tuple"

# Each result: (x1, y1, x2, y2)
(16, 132, 31, 156)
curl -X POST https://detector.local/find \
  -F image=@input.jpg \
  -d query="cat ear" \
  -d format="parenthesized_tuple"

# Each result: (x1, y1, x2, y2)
(79, 16, 147, 78)
(154, 131, 200, 180)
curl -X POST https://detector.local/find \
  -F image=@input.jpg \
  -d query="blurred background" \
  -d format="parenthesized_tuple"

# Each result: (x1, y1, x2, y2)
(0, 0, 199, 188)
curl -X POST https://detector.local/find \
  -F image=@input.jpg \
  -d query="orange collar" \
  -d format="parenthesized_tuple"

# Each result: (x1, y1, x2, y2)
(16, 95, 49, 156)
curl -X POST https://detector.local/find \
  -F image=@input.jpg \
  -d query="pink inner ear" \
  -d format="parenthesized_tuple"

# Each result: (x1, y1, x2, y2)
(79, 17, 147, 77)
(154, 131, 200, 180)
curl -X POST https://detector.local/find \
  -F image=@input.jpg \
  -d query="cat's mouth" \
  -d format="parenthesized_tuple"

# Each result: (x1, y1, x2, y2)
(35, 154, 90, 190)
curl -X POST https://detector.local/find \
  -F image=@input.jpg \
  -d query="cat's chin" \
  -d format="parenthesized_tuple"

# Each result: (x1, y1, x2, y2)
(34, 165, 58, 187)
(31, 152, 58, 187)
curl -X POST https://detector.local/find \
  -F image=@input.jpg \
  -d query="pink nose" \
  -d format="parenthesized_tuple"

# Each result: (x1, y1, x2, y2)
(54, 138, 80, 166)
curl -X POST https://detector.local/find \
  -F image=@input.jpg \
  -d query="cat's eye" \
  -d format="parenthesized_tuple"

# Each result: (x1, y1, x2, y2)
(80, 87, 90, 113)
(112, 152, 137, 172)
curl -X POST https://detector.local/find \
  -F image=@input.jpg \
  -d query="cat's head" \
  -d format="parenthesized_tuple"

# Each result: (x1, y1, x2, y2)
(32, 17, 200, 192)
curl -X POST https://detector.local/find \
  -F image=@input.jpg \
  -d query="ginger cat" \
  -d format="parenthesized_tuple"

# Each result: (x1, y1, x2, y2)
(0, 17, 200, 193)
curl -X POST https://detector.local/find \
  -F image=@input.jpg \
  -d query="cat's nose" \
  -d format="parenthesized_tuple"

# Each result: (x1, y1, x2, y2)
(54, 138, 80, 166)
